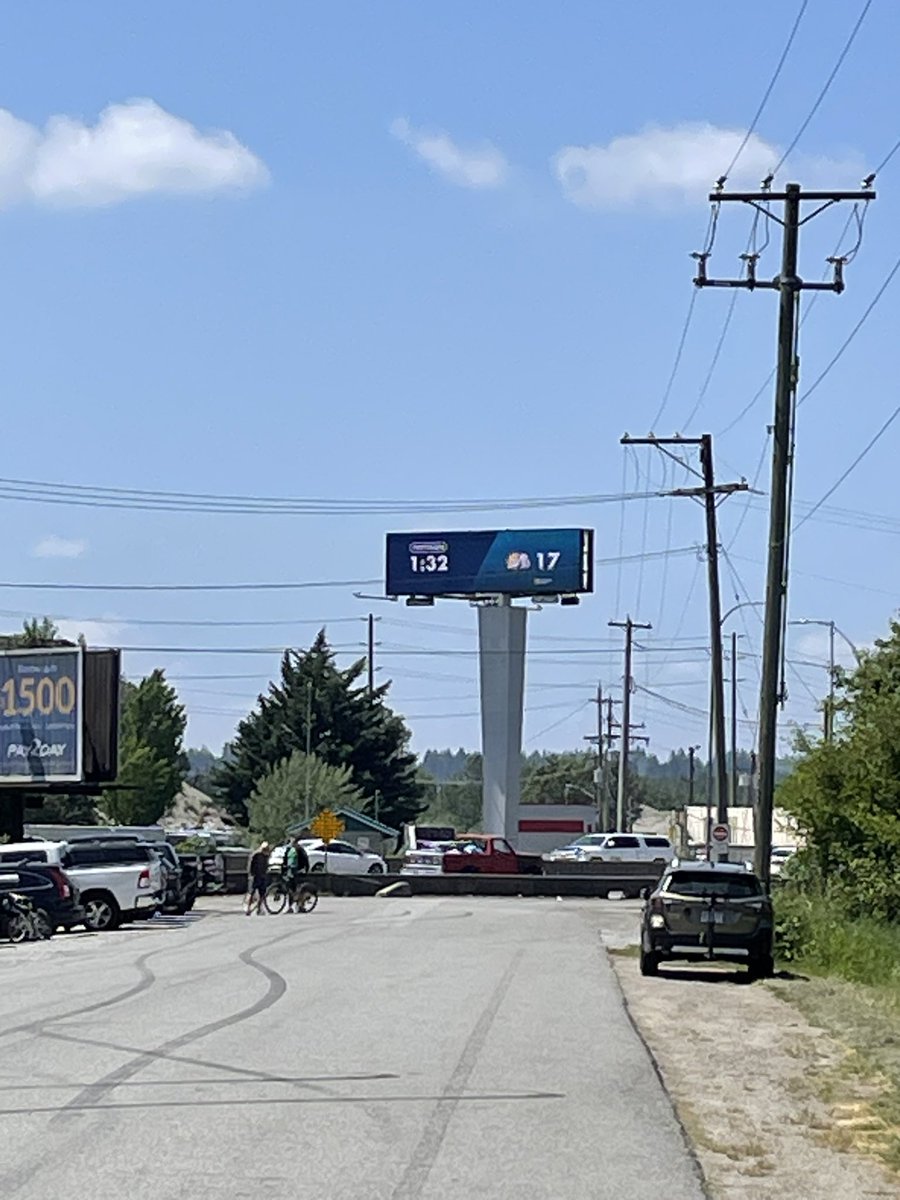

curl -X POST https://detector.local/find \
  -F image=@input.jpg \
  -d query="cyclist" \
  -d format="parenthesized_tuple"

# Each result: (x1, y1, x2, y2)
(285, 837, 310, 912)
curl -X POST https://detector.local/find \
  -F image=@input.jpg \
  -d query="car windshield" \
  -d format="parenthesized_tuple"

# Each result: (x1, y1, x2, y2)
(664, 871, 763, 899)
(572, 836, 606, 847)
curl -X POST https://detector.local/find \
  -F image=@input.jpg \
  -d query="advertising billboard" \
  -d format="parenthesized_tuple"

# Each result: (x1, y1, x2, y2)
(385, 528, 593, 597)
(0, 648, 83, 783)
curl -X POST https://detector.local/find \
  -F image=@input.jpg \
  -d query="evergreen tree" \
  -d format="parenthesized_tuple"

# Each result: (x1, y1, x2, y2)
(103, 670, 188, 825)
(212, 630, 423, 829)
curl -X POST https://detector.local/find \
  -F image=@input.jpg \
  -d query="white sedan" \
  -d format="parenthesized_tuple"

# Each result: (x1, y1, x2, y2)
(301, 839, 388, 876)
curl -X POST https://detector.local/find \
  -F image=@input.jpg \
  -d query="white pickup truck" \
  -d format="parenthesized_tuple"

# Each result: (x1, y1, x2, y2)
(0, 840, 164, 931)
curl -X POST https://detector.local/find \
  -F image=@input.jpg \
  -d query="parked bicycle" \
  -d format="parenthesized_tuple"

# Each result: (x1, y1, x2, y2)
(0, 892, 53, 942)
(263, 877, 318, 915)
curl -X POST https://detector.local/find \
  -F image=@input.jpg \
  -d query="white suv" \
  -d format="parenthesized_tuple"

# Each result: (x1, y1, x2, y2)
(548, 833, 674, 864)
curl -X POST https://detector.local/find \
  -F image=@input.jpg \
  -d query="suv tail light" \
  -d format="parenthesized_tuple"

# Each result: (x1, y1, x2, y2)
(48, 866, 72, 899)
(137, 868, 151, 889)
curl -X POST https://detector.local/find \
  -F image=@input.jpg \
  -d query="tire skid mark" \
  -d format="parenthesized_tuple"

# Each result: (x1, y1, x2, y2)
(51, 930, 294, 1123)
(391, 949, 525, 1199)
(0, 923, 232, 1041)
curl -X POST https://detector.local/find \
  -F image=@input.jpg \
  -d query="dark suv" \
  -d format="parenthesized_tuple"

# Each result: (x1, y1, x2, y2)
(0, 862, 83, 933)
(640, 862, 774, 980)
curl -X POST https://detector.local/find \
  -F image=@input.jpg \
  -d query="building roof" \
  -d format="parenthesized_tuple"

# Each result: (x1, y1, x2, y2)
(288, 806, 399, 837)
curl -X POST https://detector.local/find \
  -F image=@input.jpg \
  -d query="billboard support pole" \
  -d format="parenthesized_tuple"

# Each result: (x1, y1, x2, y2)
(478, 599, 526, 845)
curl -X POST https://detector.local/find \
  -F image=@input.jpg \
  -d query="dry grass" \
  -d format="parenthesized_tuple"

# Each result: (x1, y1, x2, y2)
(769, 975, 900, 1174)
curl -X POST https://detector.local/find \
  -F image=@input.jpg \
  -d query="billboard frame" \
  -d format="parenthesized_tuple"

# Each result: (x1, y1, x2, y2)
(0, 645, 84, 786)
(385, 528, 594, 600)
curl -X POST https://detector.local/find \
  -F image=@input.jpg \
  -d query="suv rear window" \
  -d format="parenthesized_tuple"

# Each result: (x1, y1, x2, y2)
(645, 837, 671, 848)
(664, 871, 762, 898)
(0, 848, 48, 864)
(66, 844, 154, 867)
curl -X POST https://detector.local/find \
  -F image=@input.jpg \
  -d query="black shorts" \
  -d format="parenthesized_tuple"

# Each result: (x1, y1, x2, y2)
(249, 876, 267, 895)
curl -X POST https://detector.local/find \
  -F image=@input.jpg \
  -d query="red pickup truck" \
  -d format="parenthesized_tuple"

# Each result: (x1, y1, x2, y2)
(441, 835, 544, 876)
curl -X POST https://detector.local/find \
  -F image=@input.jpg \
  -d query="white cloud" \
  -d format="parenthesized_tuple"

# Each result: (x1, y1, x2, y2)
(55, 618, 123, 648)
(553, 122, 861, 209)
(391, 117, 508, 189)
(31, 535, 86, 559)
(0, 99, 268, 209)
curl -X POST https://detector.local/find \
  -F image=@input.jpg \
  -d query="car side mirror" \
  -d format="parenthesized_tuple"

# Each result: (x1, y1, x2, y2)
(639, 887, 650, 901)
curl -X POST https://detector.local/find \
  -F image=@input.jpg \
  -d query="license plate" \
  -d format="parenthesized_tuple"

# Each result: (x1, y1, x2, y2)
(700, 910, 726, 924)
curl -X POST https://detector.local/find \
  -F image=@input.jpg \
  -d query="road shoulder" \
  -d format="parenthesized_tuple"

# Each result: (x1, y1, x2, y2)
(608, 949, 900, 1199)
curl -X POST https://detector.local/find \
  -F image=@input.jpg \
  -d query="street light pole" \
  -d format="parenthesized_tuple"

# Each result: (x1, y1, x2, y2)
(730, 630, 738, 806)
(789, 618, 860, 743)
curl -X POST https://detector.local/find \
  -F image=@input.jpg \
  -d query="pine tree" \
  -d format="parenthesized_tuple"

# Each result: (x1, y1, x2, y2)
(103, 670, 188, 824)
(212, 630, 423, 829)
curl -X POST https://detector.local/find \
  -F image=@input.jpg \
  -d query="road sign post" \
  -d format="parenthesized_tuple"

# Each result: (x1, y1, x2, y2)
(709, 822, 730, 863)
(310, 810, 345, 842)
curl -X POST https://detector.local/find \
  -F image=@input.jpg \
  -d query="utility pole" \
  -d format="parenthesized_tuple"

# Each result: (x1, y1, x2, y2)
(587, 683, 605, 832)
(305, 679, 313, 820)
(367, 613, 376, 696)
(826, 620, 835, 744)
(730, 630, 738, 807)
(609, 617, 651, 831)
(694, 179, 875, 888)
(604, 696, 616, 832)
(688, 745, 699, 806)
(622, 434, 745, 825)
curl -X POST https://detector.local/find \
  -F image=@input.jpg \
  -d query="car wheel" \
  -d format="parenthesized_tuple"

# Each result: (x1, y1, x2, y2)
(639, 947, 660, 977)
(748, 952, 775, 981)
(81, 894, 121, 932)
(367, 863, 386, 875)
(310, 863, 326, 874)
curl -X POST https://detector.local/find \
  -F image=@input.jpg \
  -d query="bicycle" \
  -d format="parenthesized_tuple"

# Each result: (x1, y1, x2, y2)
(264, 876, 318, 915)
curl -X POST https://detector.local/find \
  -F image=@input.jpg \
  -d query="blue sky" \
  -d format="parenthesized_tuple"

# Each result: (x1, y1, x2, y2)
(0, 1, 898, 763)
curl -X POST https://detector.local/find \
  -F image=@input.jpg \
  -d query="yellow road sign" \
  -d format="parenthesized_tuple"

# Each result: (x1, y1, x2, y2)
(310, 809, 345, 842)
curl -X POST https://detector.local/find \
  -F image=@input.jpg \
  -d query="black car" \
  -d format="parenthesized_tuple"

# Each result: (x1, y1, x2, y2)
(0, 861, 83, 933)
(149, 841, 199, 915)
(640, 862, 774, 980)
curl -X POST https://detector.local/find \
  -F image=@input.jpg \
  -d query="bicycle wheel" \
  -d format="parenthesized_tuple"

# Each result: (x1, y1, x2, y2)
(296, 887, 318, 914)
(264, 880, 289, 915)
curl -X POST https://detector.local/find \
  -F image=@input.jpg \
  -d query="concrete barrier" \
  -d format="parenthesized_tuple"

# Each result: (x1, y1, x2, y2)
(314, 871, 660, 899)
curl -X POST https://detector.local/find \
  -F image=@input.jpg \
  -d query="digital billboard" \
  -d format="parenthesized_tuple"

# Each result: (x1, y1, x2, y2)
(0, 648, 83, 783)
(385, 528, 593, 597)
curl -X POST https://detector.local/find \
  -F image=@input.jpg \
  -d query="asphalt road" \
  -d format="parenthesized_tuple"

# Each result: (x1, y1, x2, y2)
(0, 896, 704, 1199)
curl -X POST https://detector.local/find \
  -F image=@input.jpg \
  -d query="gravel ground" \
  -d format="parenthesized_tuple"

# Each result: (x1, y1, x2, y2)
(599, 903, 899, 1199)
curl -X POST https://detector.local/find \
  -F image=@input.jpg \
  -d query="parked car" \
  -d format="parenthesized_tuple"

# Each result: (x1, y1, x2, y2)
(303, 839, 388, 876)
(90, 836, 198, 914)
(770, 845, 797, 877)
(639, 861, 774, 980)
(548, 833, 675, 864)
(0, 862, 83, 934)
(0, 839, 164, 931)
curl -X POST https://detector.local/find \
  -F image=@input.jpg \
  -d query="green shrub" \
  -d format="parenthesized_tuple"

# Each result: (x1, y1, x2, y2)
(775, 885, 900, 987)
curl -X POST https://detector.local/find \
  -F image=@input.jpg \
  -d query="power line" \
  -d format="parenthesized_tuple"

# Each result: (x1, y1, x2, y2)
(794, 402, 900, 531)
(525, 700, 593, 745)
(772, 0, 874, 176)
(649, 288, 699, 431)
(721, 0, 810, 181)
(797, 251, 900, 409)
(0, 476, 666, 516)
(0, 577, 381, 593)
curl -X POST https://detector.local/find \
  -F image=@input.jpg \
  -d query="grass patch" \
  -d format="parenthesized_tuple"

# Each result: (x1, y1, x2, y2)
(770, 973, 900, 1174)
(607, 944, 640, 958)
